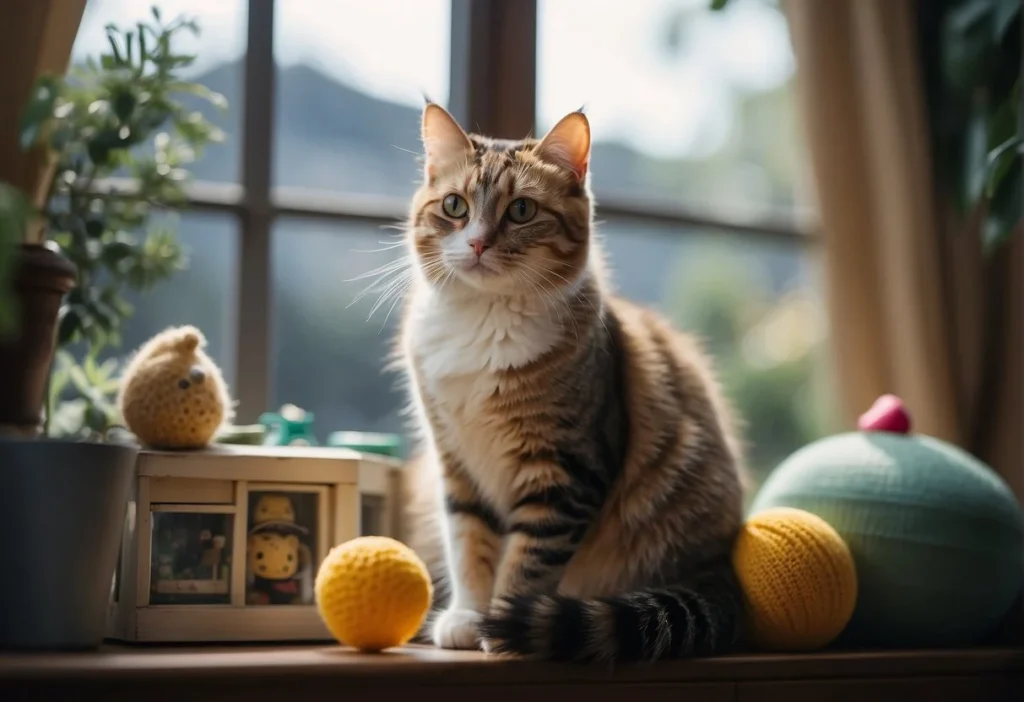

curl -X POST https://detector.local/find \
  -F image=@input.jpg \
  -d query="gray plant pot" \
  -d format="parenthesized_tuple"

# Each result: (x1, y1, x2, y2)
(0, 438, 137, 650)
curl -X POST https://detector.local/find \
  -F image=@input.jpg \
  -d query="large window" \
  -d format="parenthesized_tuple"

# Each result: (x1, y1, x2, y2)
(273, 0, 450, 196)
(71, 0, 831, 488)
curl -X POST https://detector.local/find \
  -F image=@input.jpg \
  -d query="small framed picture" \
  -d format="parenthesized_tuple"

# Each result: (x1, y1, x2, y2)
(244, 485, 328, 606)
(149, 508, 234, 605)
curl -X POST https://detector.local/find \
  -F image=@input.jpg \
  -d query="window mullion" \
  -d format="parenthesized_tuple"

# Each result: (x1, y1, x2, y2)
(235, 0, 276, 422)
(449, 0, 537, 138)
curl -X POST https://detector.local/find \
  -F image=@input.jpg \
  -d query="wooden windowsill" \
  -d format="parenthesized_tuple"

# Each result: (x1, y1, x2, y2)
(1, 643, 1021, 701)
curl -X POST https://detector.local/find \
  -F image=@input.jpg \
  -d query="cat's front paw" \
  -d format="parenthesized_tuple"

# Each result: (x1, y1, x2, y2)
(432, 608, 482, 650)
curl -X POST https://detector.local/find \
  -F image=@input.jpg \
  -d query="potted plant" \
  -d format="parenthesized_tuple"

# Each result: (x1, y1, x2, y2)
(0, 8, 227, 649)
(0, 185, 76, 436)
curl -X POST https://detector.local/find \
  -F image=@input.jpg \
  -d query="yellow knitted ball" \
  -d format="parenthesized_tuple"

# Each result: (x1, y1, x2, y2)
(732, 507, 858, 652)
(315, 536, 433, 652)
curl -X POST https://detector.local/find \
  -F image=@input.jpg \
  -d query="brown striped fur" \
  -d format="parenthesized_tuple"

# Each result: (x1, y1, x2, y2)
(393, 104, 747, 664)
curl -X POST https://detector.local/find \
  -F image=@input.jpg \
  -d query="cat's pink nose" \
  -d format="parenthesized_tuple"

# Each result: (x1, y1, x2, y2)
(469, 239, 489, 257)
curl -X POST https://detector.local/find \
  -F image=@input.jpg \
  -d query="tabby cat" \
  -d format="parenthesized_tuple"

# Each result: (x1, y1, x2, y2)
(393, 102, 747, 664)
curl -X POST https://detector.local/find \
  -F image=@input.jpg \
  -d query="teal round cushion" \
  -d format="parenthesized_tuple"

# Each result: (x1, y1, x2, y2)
(750, 431, 1024, 648)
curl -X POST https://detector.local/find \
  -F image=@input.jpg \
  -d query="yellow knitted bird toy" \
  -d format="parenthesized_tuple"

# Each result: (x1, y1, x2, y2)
(315, 536, 432, 652)
(732, 507, 858, 652)
(118, 325, 234, 449)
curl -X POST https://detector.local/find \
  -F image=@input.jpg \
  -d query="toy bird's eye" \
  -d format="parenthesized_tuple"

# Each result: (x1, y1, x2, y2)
(178, 379, 190, 389)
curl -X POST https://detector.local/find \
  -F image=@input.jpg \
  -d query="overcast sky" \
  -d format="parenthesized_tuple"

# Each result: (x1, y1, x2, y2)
(73, 0, 794, 160)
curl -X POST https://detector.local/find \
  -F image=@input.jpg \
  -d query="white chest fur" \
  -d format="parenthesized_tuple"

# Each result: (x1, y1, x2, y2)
(404, 287, 562, 509)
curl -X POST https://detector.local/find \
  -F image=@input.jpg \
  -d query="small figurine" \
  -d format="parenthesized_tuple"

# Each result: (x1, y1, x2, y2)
(118, 325, 234, 449)
(246, 532, 303, 604)
(199, 533, 227, 581)
(260, 404, 318, 446)
(245, 493, 313, 605)
(253, 493, 296, 524)
(156, 554, 173, 581)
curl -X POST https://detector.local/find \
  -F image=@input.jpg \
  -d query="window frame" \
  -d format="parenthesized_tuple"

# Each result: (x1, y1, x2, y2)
(169, 0, 816, 421)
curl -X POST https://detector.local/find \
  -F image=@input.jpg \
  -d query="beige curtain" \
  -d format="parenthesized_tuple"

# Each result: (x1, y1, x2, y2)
(785, 0, 1023, 500)
(0, 0, 87, 211)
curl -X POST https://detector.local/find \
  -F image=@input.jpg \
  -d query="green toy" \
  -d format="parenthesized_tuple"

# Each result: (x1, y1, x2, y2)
(259, 404, 318, 446)
(751, 394, 1024, 648)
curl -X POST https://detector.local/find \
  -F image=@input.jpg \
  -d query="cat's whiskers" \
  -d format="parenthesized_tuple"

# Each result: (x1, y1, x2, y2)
(345, 256, 412, 284)
(516, 259, 581, 344)
(529, 253, 609, 338)
(368, 258, 444, 328)
(513, 264, 565, 327)
(351, 253, 442, 320)
(509, 268, 565, 336)
(438, 264, 457, 293)
(367, 272, 413, 320)
(347, 262, 411, 308)
(353, 241, 408, 254)
(378, 277, 414, 333)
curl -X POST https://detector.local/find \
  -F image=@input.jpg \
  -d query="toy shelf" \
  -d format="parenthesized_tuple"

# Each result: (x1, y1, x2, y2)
(108, 444, 404, 643)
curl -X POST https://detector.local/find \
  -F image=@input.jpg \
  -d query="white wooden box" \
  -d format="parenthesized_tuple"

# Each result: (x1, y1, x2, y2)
(106, 444, 402, 643)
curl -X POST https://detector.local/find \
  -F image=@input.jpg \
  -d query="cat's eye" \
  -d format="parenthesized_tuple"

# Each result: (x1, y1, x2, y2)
(506, 198, 537, 224)
(442, 193, 468, 218)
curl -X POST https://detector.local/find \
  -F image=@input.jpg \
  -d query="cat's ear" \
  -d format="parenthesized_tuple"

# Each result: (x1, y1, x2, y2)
(421, 102, 473, 181)
(536, 110, 591, 182)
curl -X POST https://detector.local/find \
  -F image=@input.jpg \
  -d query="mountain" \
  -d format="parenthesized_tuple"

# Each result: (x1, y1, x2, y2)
(185, 60, 742, 199)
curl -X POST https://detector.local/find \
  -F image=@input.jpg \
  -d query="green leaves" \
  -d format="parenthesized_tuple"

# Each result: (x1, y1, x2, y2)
(985, 134, 1022, 198)
(48, 348, 122, 440)
(19, 75, 62, 151)
(994, 0, 1019, 40)
(13, 5, 222, 438)
(931, 0, 1021, 253)
(23, 5, 222, 355)
(983, 157, 1021, 251)
(0, 182, 32, 338)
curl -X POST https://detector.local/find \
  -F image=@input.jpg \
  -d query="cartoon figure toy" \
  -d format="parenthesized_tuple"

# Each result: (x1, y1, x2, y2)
(245, 493, 314, 605)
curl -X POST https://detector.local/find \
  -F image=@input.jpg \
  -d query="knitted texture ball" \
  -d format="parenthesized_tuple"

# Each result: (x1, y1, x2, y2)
(752, 430, 1024, 648)
(118, 325, 233, 449)
(315, 536, 432, 652)
(733, 507, 857, 651)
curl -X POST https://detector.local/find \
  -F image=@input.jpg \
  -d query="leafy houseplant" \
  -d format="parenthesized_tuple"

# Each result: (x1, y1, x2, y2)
(0, 8, 227, 650)
(1, 7, 225, 437)
(921, 0, 1021, 252)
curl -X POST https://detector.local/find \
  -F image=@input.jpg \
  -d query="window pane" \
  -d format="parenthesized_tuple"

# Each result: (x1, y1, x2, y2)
(537, 0, 813, 218)
(72, 0, 247, 184)
(272, 0, 451, 195)
(272, 218, 407, 441)
(102, 211, 240, 387)
(599, 220, 835, 489)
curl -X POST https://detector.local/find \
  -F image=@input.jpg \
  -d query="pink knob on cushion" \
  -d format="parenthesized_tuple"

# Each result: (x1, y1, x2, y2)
(857, 394, 912, 434)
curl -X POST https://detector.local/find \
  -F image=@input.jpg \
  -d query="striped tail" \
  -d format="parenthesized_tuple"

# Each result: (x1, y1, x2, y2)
(479, 573, 743, 664)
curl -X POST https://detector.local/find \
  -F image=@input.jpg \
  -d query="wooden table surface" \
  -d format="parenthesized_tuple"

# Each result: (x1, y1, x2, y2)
(1, 643, 1021, 702)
